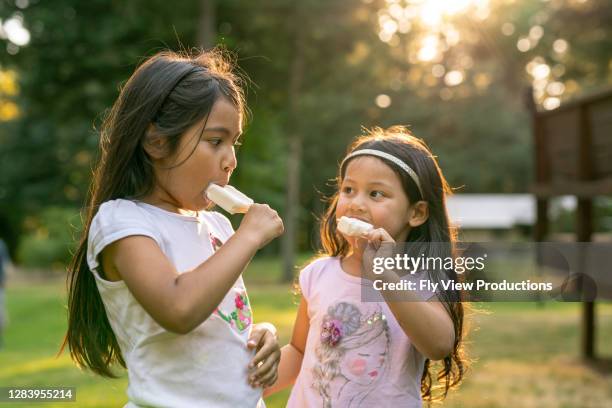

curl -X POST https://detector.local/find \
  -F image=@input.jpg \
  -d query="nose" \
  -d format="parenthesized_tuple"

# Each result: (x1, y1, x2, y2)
(222, 145, 237, 173)
(347, 192, 367, 213)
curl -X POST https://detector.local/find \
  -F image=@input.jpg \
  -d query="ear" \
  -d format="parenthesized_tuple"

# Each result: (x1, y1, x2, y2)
(142, 124, 167, 160)
(408, 201, 429, 228)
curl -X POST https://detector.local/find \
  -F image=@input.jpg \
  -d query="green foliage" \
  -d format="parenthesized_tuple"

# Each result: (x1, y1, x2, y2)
(0, 0, 611, 260)
(16, 206, 81, 269)
(550, 197, 612, 234)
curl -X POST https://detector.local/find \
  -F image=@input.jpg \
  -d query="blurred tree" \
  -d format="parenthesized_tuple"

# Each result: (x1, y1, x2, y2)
(0, 0, 202, 260)
(197, 0, 216, 49)
(0, 0, 610, 271)
(221, 0, 407, 279)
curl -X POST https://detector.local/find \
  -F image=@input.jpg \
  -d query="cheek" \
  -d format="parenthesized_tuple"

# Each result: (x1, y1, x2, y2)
(347, 358, 367, 377)
(369, 207, 390, 228)
(377, 204, 407, 229)
(335, 197, 349, 215)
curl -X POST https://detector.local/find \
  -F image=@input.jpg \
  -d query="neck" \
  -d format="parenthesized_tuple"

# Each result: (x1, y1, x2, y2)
(139, 183, 198, 216)
(341, 248, 363, 277)
(140, 194, 196, 217)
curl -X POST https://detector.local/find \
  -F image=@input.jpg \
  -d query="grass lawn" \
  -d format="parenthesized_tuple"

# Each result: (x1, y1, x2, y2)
(1, 254, 612, 407)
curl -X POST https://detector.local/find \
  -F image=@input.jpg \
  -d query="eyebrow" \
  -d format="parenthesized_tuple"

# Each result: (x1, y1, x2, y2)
(343, 178, 393, 188)
(203, 126, 242, 139)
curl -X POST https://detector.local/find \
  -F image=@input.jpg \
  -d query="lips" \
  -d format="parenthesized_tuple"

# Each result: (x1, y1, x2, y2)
(343, 215, 371, 224)
(368, 370, 378, 377)
(206, 180, 229, 193)
(212, 180, 229, 187)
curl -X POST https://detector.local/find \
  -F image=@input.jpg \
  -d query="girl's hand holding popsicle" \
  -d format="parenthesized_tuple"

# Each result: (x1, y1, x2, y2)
(207, 184, 283, 249)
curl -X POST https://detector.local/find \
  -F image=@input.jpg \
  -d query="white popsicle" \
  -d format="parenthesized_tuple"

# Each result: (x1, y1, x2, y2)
(337, 216, 373, 236)
(206, 184, 254, 214)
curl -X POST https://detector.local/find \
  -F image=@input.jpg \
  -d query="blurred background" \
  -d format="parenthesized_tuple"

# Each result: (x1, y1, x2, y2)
(0, 0, 611, 407)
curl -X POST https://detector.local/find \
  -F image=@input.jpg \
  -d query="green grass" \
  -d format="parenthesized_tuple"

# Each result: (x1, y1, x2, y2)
(1, 255, 612, 407)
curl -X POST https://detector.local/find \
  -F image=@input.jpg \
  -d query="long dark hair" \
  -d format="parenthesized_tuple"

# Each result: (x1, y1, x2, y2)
(318, 126, 467, 401)
(60, 49, 246, 377)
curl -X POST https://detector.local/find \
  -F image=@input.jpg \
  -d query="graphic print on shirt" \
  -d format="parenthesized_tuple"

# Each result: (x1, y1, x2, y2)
(209, 232, 224, 252)
(208, 232, 253, 333)
(312, 302, 390, 407)
(215, 289, 253, 332)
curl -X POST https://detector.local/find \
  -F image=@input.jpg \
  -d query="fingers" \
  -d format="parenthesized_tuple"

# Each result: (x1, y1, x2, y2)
(247, 330, 280, 388)
(249, 360, 279, 387)
(249, 333, 279, 368)
(247, 327, 265, 351)
(253, 322, 278, 338)
(241, 204, 284, 247)
(255, 361, 279, 387)
(363, 228, 394, 244)
(250, 350, 278, 381)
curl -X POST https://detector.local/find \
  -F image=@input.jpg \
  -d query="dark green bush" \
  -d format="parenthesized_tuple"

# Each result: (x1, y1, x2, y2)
(17, 207, 82, 269)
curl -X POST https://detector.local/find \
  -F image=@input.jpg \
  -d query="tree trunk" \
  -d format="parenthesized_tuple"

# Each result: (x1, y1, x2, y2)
(281, 6, 306, 283)
(197, 0, 216, 50)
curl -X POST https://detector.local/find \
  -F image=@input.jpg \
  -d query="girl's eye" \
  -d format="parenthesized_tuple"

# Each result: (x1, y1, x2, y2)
(209, 138, 222, 146)
(371, 191, 385, 198)
(341, 186, 353, 194)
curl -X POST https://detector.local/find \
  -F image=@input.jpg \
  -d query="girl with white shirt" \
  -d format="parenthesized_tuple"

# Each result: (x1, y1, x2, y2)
(62, 49, 283, 407)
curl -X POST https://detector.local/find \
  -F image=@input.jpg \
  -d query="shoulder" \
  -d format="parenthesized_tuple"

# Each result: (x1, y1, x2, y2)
(301, 256, 336, 273)
(94, 199, 151, 223)
(88, 199, 161, 271)
(90, 199, 159, 240)
(299, 256, 338, 299)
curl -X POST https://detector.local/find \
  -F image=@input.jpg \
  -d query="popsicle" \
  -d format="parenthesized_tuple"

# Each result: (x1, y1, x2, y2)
(206, 184, 254, 214)
(337, 216, 374, 236)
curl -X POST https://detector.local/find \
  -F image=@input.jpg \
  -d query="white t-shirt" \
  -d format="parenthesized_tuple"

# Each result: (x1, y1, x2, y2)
(87, 199, 263, 408)
(287, 257, 426, 408)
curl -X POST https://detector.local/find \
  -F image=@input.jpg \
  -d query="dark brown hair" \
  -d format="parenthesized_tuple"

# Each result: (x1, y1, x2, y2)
(60, 49, 246, 377)
(318, 126, 467, 401)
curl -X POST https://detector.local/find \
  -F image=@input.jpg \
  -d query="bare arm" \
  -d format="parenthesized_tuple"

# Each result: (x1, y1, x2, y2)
(264, 296, 310, 396)
(379, 272, 455, 360)
(362, 228, 455, 360)
(101, 204, 283, 334)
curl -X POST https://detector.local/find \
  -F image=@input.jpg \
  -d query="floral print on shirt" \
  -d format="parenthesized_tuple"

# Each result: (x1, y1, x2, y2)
(215, 290, 253, 332)
(209, 231, 253, 333)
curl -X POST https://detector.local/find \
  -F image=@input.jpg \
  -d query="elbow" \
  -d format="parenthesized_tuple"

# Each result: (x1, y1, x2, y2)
(158, 314, 194, 335)
(165, 320, 195, 335)
(426, 347, 452, 361)
(425, 336, 455, 361)
(159, 302, 203, 335)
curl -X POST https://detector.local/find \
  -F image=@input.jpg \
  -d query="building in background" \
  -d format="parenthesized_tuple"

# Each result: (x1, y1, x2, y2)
(446, 194, 577, 240)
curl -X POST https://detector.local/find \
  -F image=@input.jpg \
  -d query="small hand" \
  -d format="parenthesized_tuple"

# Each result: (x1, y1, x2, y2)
(363, 227, 395, 248)
(239, 204, 284, 249)
(246, 322, 280, 388)
(362, 227, 397, 280)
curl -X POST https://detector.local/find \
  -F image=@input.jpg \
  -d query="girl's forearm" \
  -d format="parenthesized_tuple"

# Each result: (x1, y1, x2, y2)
(264, 343, 304, 397)
(172, 229, 260, 333)
(379, 271, 455, 360)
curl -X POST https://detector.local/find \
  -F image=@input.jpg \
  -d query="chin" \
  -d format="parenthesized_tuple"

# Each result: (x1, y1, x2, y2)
(198, 196, 217, 212)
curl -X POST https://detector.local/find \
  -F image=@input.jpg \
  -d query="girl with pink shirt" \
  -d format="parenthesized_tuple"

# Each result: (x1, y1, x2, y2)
(267, 126, 467, 407)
